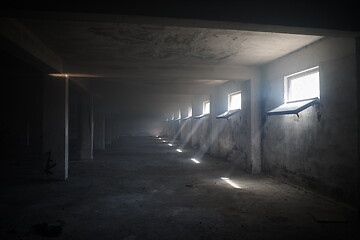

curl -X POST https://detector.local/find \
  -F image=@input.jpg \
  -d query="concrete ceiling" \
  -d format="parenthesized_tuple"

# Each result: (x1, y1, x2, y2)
(19, 17, 322, 87)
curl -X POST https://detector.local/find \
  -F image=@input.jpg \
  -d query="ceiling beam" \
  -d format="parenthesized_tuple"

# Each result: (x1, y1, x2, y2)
(5, 10, 360, 38)
(0, 18, 63, 73)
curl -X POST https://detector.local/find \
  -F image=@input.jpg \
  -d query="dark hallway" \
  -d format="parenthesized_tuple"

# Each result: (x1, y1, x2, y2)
(1, 136, 358, 239)
(1, 2, 360, 239)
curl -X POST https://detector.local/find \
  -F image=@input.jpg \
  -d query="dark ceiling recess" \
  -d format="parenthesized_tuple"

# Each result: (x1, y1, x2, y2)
(2, 0, 360, 32)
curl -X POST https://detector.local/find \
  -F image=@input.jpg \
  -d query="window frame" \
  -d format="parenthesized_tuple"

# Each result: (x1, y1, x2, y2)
(183, 106, 193, 120)
(228, 91, 242, 111)
(284, 66, 320, 103)
(268, 66, 320, 116)
(194, 100, 210, 119)
(188, 106, 192, 118)
(174, 109, 181, 121)
(203, 100, 210, 114)
(216, 91, 242, 119)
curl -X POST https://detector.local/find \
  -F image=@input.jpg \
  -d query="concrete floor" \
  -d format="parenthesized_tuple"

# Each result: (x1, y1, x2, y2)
(1, 136, 359, 240)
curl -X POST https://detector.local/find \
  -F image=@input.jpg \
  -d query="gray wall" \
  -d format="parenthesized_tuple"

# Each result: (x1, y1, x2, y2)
(100, 85, 194, 139)
(261, 37, 358, 206)
(180, 100, 193, 147)
(210, 80, 251, 172)
(190, 95, 210, 151)
(0, 50, 44, 180)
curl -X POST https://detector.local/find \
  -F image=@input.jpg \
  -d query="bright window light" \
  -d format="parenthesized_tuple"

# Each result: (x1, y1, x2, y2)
(285, 66, 320, 102)
(221, 177, 241, 189)
(176, 149, 182, 152)
(228, 91, 241, 110)
(190, 158, 200, 163)
(188, 106, 192, 117)
(168, 143, 173, 146)
(203, 101, 210, 114)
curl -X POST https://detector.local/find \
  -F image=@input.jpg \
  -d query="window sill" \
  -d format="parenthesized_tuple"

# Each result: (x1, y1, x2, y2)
(193, 113, 210, 119)
(267, 97, 319, 116)
(216, 109, 240, 119)
(182, 116, 192, 120)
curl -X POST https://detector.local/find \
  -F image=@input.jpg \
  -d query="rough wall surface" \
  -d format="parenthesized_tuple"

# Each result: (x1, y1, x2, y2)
(0, 50, 44, 179)
(262, 37, 358, 206)
(210, 80, 252, 172)
(197, 117, 211, 153)
(180, 119, 192, 146)
(190, 95, 210, 150)
(69, 85, 81, 159)
(179, 101, 192, 146)
(161, 119, 176, 139)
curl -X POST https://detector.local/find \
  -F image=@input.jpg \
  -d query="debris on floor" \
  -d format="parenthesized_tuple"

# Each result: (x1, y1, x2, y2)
(309, 211, 348, 223)
(31, 220, 64, 237)
(122, 235, 137, 240)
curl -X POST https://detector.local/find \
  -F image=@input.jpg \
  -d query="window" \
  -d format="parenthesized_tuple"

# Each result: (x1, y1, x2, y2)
(285, 66, 319, 102)
(267, 98, 319, 115)
(174, 109, 181, 120)
(183, 106, 192, 120)
(203, 101, 210, 114)
(188, 106, 192, 117)
(194, 100, 210, 119)
(217, 91, 241, 119)
(228, 91, 241, 110)
(268, 66, 320, 116)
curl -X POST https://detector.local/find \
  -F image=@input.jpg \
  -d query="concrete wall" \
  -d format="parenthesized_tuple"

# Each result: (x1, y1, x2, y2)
(69, 84, 94, 159)
(261, 37, 358, 206)
(99, 86, 193, 139)
(115, 117, 165, 137)
(180, 101, 193, 147)
(79, 92, 93, 160)
(0, 50, 44, 179)
(191, 95, 211, 152)
(93, 98, 106, 151)
(69, 85, 81, 159)
(43, 75, 69, 180)
(210, 80, 252, 171)
(161, 119, 179, 141)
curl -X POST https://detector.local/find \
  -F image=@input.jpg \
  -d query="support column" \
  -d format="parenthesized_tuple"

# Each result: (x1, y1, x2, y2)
(250, 69, 262, 174)
(94, 99, 105, 151)
(80, 93, 93, 160)
(356, 37, 360, 214)
(43, 75, 69, 180)
(114, 121, 118, 140)
(105, 117, 112, 145)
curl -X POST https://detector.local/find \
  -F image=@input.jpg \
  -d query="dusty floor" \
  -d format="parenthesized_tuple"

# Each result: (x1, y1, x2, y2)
(1, 136, 359, 240)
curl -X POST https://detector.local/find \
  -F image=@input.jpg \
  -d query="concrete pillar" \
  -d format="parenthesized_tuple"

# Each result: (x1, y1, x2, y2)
(80, 93, 93, 160)
(250, 69, 262, 174)
(356, 37, 360, 213)
(115, 122, 119, 140)
(94, 100, 106, 151)
(209, 89, 221, 156)
(105, 117, 112, 145)
(43, 75, 69, 180)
